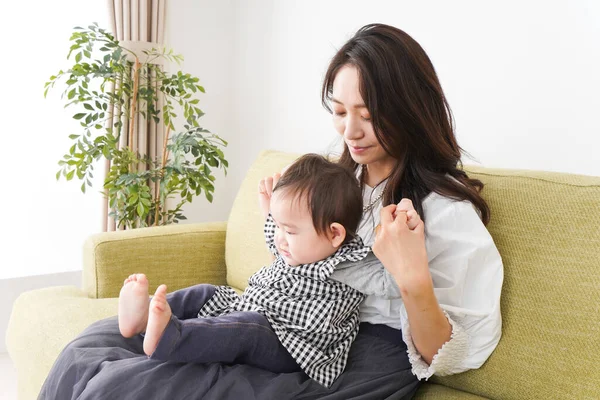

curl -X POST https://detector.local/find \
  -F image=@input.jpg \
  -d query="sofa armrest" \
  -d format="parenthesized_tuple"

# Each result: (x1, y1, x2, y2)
(6, 286, 119, 400)
(83, 221, 227, 298)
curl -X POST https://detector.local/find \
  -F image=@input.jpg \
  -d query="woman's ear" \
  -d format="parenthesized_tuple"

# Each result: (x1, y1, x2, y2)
(329, 223, 347, 248)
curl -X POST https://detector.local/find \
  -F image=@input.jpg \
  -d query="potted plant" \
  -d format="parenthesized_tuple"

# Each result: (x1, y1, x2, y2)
(45, 23, 228, 229)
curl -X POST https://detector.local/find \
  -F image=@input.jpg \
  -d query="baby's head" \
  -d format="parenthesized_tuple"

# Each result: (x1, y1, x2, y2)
(270, 153, 362, 266)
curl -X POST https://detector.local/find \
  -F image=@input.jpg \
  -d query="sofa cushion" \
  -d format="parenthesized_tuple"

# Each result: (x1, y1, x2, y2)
(415, 383, 489, 399)
(6, 286, 119, 399)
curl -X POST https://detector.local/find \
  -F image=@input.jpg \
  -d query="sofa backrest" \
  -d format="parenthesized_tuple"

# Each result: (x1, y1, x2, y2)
(226, 150, 600, 399)
(431, 165, 600, 399)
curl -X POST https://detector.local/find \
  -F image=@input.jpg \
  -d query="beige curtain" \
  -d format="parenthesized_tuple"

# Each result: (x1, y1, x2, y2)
(103, 0, 167, 231)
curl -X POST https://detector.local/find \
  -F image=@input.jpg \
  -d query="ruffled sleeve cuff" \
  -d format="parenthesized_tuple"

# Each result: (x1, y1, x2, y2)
(401, 310, 470, 380)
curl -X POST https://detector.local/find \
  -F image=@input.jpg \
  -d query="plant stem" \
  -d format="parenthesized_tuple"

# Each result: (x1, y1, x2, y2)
(128, 58, 141, 173)
(154, 124, 172, 226)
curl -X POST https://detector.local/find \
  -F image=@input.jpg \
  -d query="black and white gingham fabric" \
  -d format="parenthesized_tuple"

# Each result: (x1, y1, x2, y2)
(198, 214, 371, 387)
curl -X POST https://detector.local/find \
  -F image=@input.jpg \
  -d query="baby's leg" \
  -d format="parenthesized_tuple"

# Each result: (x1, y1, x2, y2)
(166, 284, 217, 320)
(148, 310, 300, 373)
(144, 283, 219, 355)
(118, 274, 150, 338)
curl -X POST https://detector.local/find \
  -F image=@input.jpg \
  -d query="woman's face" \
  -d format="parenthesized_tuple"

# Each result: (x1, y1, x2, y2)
(331, 65, 395, 169)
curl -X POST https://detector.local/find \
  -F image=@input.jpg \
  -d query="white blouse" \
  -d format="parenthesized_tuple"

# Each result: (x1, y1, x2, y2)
(357, 184, 504, 380)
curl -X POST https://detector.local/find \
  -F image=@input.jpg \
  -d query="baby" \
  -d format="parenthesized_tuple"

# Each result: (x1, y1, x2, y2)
(118, 153, 400, 387)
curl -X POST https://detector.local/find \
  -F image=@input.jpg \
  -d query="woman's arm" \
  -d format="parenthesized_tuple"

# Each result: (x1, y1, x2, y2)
(373, 197, 503, 378)
(398, 279, 452, 364)
(373, 203, 451, 363)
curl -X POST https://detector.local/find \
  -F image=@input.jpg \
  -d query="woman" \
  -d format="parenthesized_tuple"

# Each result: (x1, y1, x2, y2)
(325, 23, 502, 380)
(39, 23, 502, 400)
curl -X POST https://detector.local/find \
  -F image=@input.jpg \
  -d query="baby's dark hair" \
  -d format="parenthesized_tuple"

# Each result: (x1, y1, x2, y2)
(273, 153, 363, 244)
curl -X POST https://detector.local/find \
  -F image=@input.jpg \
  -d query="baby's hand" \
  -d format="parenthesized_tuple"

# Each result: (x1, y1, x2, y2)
(257, 165, 291, 219)
(258, 172, 281, 219)
(393, 198, 422, 230)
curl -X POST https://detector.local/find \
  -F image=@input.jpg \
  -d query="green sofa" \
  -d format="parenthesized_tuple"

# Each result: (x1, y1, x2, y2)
(7, 150, 600, 399)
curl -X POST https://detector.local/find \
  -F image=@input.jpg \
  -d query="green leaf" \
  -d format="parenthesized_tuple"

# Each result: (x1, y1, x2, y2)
(68, 88, 77, 99)
(73, 113, 86, 120)
(136, 202, 145, 217)
(84, 103, 94, 110)
(66, 170, 75, 180)
(75, 52, 82, 63)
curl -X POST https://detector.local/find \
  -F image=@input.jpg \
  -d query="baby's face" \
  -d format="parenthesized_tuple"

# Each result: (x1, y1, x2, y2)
(270, 190, 337, 266)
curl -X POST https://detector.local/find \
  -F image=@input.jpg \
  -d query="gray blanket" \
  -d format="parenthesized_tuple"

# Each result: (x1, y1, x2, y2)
(39, 317, 420, 400)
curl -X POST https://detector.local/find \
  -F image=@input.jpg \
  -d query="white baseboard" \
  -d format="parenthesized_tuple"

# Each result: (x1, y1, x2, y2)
(0, 271, 82, 354)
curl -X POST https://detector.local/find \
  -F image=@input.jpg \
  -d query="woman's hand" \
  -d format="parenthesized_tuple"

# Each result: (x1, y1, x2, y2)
(372, 199, 431, 295)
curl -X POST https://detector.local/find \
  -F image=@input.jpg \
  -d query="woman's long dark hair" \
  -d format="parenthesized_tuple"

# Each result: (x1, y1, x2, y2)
(321, 23, 490, 225)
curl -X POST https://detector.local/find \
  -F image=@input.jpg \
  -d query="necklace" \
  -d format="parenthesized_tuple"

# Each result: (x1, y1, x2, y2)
(363, 187, 385, 212)
(361, 165, 386, 212)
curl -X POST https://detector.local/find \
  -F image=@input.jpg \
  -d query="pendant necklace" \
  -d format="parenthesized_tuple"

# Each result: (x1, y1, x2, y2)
(362, 165, 387, 212)
(363, 189, 385, 212)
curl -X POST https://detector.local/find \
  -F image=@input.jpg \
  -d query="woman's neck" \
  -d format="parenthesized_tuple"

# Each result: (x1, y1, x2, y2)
(363, 160, 395, 187)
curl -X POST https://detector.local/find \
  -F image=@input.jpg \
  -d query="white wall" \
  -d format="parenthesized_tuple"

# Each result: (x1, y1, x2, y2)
(167, 0, 600, 225)
(163, 0, 237, 223)
(3, 0, 598, 278)
(0, 1, 108, 279)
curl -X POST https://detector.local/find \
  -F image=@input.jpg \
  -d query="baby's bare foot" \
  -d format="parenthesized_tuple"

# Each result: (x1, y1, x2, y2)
(143, 284, 172, 356)
(118, 274, 150, 338)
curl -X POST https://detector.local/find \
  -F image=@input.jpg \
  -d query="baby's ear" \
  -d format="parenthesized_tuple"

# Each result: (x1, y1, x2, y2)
(329, 223, 346, 248)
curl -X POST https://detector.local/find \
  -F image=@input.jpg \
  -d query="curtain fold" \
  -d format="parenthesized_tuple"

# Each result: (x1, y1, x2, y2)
(103, 0, 167, 231)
